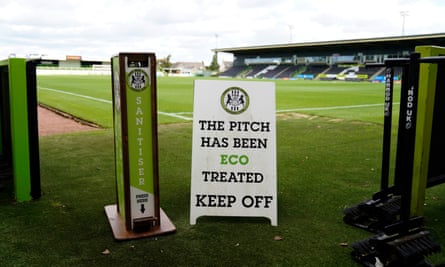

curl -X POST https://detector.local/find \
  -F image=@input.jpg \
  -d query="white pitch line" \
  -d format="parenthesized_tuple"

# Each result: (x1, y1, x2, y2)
(39, 86, 396, 121)
(277, 102, 399, 113)
(39, 86, 194, 121)
(38, 86, 112, 104)
(158, 111, 193, 121)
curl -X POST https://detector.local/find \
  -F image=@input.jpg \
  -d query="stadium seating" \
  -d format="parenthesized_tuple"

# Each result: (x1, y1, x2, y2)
(260, 65, 289, 78)
(275, 65, 302, 79)
(300, 64, 329, 76)
(218, 65, 246, 77)
(357, 65, 384, 78)
(244, 64, 269, 78)
(325, 65, 349, 75)
(218, 63, 392, 81)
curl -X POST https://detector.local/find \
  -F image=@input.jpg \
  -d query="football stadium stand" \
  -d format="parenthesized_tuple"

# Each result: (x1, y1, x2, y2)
(215, 33, 445, 81)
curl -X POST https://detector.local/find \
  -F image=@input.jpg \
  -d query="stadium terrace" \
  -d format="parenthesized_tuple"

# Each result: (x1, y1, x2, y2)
(215, 33, 445, 81)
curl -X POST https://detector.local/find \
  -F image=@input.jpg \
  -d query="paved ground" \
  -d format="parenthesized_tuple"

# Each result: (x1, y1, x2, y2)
(38, 106, 99, 136)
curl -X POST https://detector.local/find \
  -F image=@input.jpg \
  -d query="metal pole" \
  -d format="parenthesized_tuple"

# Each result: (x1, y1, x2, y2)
(400, 11, 409, 36)
(288, 24, 294, 43)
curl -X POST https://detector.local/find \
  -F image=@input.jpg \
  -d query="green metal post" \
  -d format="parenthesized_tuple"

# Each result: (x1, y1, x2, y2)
(8, 58, 32, 202)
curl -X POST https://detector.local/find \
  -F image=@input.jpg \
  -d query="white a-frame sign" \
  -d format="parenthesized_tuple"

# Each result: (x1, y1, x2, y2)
(190, 80, 277, 226)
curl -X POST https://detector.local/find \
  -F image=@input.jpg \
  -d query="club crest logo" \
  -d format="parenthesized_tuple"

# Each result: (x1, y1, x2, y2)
(128, 70, 148, 91)
(221, 87, 249, 114)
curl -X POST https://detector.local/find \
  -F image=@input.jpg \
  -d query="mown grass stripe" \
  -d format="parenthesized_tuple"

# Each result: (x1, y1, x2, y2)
(38, 86, 112, 104)
(38, 86, 397, 121)
(39, 86, 194, 121)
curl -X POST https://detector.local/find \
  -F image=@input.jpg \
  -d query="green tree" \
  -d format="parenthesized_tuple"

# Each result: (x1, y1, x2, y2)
(158, 54, 172, 71)
(208, 52, 220, 72)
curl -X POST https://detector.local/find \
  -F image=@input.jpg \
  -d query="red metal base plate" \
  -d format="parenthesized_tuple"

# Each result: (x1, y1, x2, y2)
(104, 204, 176, 240)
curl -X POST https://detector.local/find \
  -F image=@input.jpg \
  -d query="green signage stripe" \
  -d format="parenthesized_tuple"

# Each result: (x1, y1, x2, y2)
(126, 80, 154, 194)
(8, 58, 32, 202)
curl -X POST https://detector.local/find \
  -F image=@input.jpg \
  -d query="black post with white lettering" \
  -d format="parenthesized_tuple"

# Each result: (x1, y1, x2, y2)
(105, 53, 175, 240)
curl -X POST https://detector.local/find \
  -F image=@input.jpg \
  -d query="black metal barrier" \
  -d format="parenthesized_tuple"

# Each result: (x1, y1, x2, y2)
(0, 65, 12, 188)
(26, 60, 41, 199)
(344, 52, 445, 266)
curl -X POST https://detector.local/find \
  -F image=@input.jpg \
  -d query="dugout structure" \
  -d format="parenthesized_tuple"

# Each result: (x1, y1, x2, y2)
(344, 46, 445, 232)
(0, 58, 41, 202)
(344, 46, 445, 266)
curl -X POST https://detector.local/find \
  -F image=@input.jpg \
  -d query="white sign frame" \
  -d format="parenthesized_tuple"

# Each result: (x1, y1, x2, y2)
(190, 80, 277, 226)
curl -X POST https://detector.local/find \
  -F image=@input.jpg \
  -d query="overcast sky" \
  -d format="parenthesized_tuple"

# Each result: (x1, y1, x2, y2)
(1, 0, 445, 64)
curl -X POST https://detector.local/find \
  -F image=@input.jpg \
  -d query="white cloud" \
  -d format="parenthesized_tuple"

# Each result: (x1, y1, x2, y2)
(1, 0, 444, 64)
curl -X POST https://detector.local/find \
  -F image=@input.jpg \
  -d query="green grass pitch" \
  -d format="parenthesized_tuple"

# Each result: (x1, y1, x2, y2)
(2, 75, 444, 266)
(37, 75, 400, 127)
